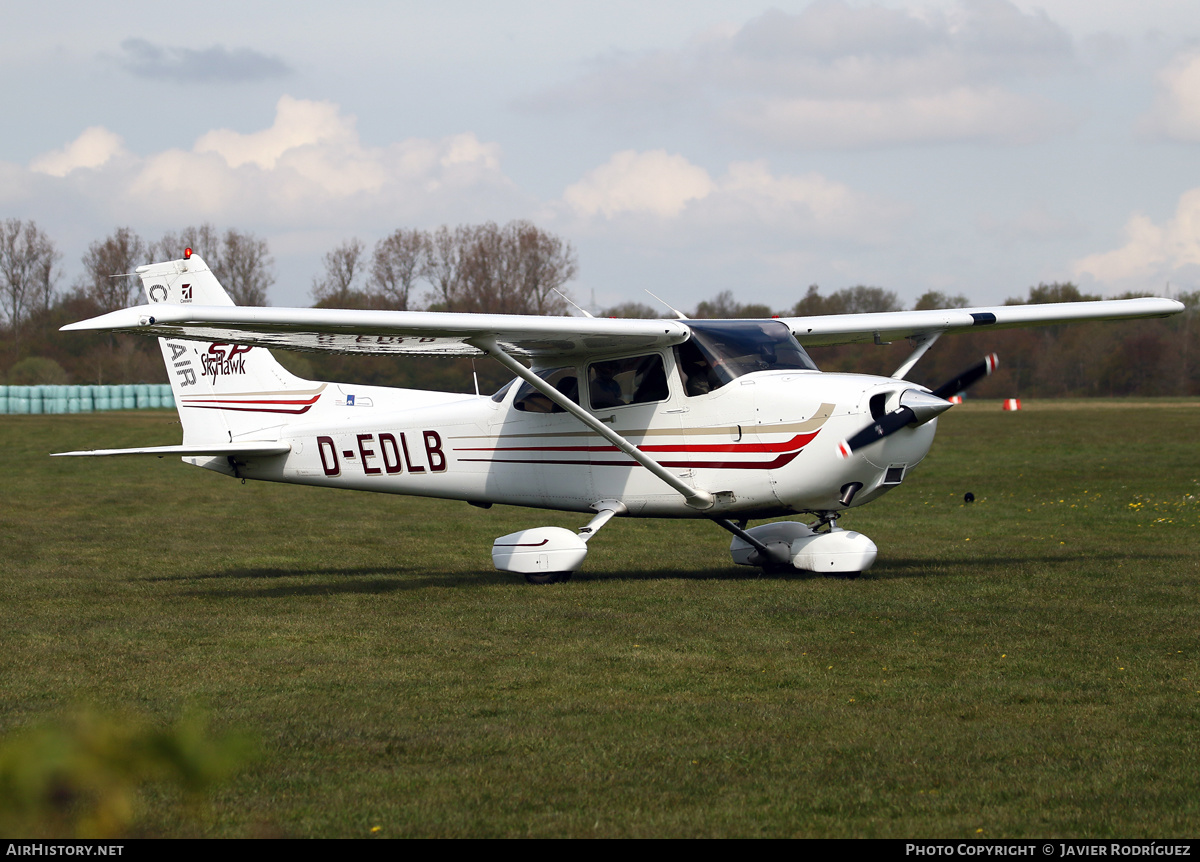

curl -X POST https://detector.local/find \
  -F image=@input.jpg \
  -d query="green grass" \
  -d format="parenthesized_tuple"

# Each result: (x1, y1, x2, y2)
(2, 401, 1199, 837)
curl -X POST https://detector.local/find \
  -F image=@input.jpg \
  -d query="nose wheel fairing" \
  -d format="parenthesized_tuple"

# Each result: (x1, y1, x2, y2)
(729, 520, 878, 575)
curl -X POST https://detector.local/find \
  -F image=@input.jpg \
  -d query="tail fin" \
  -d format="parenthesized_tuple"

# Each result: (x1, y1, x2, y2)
(140, 253, 325, 444)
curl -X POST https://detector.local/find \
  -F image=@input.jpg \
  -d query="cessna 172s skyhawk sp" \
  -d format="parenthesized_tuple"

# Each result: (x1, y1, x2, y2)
(57, 251, 1183, 583)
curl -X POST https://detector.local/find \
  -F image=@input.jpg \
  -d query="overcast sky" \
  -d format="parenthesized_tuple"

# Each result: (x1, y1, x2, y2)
(4, 0, 1200, 311)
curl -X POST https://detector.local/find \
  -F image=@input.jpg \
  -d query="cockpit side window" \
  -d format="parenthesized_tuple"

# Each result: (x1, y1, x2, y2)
(675, 339, 722, 397)
(587, 354, 668, 410)
(512, 367, 580, 413)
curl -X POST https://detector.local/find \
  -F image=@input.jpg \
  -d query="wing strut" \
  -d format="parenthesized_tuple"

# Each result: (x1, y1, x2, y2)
(891, 332, 941, 380)
(474, 337, 715, 510)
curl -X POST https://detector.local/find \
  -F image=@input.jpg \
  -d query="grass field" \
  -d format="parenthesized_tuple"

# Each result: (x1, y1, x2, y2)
(2, 401, 1199, 837)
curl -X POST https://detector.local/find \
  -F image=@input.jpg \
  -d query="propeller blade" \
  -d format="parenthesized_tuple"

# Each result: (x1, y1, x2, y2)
(837, 406, 916, 458)
(931, 353, 998, 400)
(836, 355, 998, 460)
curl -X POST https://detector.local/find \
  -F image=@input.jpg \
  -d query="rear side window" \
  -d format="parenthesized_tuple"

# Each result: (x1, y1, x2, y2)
(588, 354, 668, 409)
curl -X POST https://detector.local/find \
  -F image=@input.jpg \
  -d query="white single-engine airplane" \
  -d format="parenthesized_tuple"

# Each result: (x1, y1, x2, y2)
(57, 251, 1183, 583)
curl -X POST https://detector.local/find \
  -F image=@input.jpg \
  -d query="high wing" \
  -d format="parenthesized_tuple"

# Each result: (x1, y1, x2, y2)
(62, 297, 1182, 357)
(62, 305, 690, 358)
(780, 297, 1183, 346)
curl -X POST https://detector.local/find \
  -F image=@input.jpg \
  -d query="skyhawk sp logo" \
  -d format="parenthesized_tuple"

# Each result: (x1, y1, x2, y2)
(201, 343, 251, 377)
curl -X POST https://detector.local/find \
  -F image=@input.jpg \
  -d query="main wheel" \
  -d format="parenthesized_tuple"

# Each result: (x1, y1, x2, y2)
(524, 571, 572, 585)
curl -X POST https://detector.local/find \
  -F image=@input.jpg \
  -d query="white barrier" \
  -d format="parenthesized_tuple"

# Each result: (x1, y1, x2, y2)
(0, 384, 174, 414)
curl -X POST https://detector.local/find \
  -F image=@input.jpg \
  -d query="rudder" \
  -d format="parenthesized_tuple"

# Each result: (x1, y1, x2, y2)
(139, 253, 324, 444)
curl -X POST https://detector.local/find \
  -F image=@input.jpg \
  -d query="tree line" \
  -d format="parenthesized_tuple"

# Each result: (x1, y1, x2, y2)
(310, 221, 577, 315)
(1, 217, 1197, 397)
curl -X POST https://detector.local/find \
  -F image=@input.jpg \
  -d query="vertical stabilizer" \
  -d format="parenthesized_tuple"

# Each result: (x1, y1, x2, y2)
(139, 254, 324, 444)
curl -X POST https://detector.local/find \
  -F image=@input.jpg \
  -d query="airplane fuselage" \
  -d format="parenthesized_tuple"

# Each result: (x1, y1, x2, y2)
(200, 367, 937, 520)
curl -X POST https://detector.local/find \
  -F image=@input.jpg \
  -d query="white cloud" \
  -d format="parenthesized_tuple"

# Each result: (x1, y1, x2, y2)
(1141, 48, 1200, 141)
(440, 133, 501, 170)
(195, 96, 353, 170)
(1073, 189, 1200, 288)
(730, 86, 1070, 148)
(29, 126, 127, 177)
(29, 96, 520, 227)
(562, 151, 899, 242)
(550, 150, 911, 313)
(527, 0, 1077, 148)
(564, 150, 714, 218)
(704, 159, 894, 237)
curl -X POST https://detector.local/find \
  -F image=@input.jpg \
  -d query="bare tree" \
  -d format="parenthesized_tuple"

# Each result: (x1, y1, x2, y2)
(424, 225, 468, 311)
(602, 301, 662, 319)
(510, 220, 575, 315)
(152, 223, 221, 270)
(791, 284, 901, 316)
(457, 222, 515, 314)
(371, 228, 429, 311)
(1007, 282, 1101, 305)
(694, 290, 740, 319)
(307, 221, 579, 314)
(450, 221, 574, 315)
(913, 290, 970, 310)
(694, 290, 773, 319)
(312, 238, 367, 306)
(220, 229, 274, 306)
(80, 227, 147, 311)
(32, 232, 61, 314)
(0, 219, 60, 340)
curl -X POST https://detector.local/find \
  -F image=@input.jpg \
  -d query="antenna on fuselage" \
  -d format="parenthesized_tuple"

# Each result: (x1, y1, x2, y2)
(645, 290, 688, 319)
(553, 288, 594, 318)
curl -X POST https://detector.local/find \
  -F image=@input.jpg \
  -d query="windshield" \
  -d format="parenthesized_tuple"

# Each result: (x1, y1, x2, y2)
(677, 320, 817, 395)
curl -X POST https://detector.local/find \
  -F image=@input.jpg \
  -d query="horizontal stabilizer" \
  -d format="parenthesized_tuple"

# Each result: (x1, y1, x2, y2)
(52, 442, 292, 458)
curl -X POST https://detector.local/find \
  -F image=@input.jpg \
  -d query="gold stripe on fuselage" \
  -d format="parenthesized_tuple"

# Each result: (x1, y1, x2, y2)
(446, 403, 835, 442)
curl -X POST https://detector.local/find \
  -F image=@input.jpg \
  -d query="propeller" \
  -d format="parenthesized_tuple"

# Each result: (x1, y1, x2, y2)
(836, 353, 998, 459)
(930, 353, 999, 400)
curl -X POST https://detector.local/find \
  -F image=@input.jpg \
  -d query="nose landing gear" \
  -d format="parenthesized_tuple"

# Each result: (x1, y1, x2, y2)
(726, 513, 877, 577)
